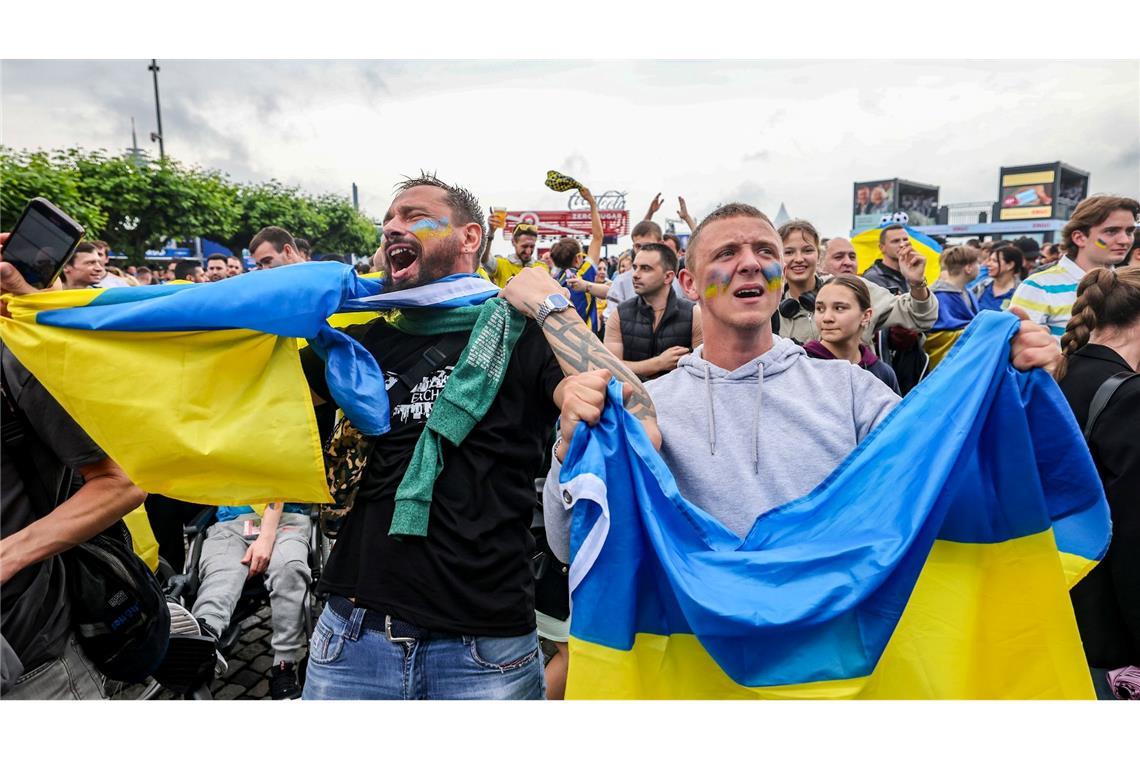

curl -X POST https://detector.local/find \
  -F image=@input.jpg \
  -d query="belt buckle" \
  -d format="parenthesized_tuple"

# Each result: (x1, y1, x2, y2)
(385, 614, 416, 644)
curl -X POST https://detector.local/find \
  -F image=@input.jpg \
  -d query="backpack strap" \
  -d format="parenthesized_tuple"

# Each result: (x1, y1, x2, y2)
(0, 362, 73, 517)
(1083, 371, 1138, 442)
(385, 331, 470, 411)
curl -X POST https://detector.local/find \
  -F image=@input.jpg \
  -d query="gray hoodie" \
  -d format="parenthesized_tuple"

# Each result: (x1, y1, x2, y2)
(543, 336, 900, 562)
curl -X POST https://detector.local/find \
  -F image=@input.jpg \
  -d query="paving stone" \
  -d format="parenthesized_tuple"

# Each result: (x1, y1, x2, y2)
(230, 668, 262, 688)
(250, 654, 274, 673)
(239, 627, 266, 644)
(214, 684, 245, 700)
(246, 679, 271, 699)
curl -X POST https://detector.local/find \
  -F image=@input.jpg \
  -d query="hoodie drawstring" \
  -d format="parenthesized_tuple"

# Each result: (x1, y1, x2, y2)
(704, 363, 716, 456)
(704, 360, 763, 471)
(753, 370, 763, 474)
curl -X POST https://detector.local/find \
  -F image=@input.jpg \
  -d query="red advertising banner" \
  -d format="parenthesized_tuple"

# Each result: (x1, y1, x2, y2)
(503, 210, 629, 238)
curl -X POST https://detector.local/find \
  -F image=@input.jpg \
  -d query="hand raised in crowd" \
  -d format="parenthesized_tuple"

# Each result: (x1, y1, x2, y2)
(0, 232, 38, 319)
(242, 534, 274, 578)
(1008, 307, 1061, 373)
(654, 346, 691, 375)
(499, 265, 571, 319)
(579, 185, 597, 208)
(645, 192, 664, 220)
(487, 206, 505, 232)
(898, 246, 927, 286)
(677, 196, 699, 229)
(553, 369, 634, 463)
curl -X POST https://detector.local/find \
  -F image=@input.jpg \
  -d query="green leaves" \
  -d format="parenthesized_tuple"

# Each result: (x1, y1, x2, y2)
(0, 147, 379, 261)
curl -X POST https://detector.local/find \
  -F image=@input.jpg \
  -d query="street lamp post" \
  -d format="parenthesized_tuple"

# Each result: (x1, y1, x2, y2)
(148, 59, 165, 160)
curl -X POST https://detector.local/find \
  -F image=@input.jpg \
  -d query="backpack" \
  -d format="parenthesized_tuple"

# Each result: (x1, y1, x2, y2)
(1, 363, 170, 683)
(320, 330, 470, 536)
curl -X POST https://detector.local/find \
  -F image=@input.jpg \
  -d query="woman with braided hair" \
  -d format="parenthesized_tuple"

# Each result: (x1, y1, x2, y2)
(1055, 265, 1140, 700)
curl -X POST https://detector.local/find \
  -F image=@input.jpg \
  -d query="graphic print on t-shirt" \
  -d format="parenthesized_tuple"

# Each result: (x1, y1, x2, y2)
(387, 365, 455, 424)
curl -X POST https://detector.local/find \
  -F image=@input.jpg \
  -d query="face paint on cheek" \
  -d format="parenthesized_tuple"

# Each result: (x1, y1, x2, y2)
(703, 272, 733, 300)
(409, 217, 453, 243)
(762, 262, 783, 293)
(1095, 238, 1109, 250)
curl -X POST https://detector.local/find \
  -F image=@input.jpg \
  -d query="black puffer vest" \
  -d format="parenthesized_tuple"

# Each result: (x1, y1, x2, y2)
(618, 288, 695, 363)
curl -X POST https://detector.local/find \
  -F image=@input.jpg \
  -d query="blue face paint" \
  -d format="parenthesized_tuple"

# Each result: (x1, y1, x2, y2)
(761, 262, 783, 293)
(410, 217, 452, 242)
(703, 272, 734, 300)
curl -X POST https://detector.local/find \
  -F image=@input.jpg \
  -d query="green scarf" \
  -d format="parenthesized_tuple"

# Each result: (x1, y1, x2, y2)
(388, 298, 527, 537)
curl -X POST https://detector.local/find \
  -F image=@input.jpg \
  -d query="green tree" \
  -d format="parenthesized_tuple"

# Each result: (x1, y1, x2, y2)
(1, 147, 107, 234)
(223, 180, 327, 254)
(308, 193, 381, 257)
(2, 146, 379, 261)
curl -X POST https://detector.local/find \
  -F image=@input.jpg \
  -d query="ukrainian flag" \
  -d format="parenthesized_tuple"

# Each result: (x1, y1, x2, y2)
(853, 224, 942, 283)
(558, 311, 1107, 699)
(0, 263, 499, 506)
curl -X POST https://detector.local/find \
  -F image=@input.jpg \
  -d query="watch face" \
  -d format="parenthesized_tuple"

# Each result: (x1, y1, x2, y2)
(549, 294, 571, 309)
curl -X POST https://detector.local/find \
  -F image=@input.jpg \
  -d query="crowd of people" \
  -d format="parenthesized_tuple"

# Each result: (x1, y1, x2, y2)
(1, 175, 1137, 702)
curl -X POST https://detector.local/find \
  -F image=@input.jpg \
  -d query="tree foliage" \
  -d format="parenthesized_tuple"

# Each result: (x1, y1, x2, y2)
(0, 147, 380, 261)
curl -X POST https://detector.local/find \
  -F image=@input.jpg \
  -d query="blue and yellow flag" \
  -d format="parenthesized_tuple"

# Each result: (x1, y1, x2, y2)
(853, 224, 942, 283)
(558, 311, 1108, 699)
(0, 264, 499, 506)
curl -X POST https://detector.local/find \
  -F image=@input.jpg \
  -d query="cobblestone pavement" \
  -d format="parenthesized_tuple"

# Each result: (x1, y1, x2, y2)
(111, 603, 312, 701)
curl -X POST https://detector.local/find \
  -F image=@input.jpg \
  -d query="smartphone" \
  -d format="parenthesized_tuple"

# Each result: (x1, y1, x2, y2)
(2, 197, 86, 288)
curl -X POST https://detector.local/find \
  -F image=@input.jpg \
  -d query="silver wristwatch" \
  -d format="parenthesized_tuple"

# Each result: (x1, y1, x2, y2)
(535, 293, 573, 327)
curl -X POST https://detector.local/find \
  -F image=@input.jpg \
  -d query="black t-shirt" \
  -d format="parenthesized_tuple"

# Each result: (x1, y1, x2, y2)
(1, 346, 105, 668)
(299, 317, 563, 636)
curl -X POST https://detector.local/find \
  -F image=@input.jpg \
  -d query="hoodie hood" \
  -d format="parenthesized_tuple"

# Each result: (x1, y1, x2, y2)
(803, 339, 880, 368)
(677, 336, 805, 381)
(672, 337, 806, 474)
(858, 343, 879, 367)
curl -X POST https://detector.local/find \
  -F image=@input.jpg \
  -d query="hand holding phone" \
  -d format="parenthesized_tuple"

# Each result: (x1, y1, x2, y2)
(2, 198, 86, 289)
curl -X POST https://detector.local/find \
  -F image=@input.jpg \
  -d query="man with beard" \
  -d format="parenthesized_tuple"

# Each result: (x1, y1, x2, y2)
(605, 243, 702, 380)
(205, 254, 229, 282)
(297, 173, 657, 700)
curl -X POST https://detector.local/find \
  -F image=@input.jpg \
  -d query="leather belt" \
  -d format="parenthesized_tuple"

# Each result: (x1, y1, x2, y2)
(327, 595, 444, 642)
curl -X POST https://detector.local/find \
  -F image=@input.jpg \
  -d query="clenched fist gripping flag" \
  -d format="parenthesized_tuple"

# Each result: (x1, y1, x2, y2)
(558, 311, 1108, 699)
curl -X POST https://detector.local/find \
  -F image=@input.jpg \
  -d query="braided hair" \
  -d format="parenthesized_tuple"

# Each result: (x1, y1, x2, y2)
(1055, 265, 1140, 381)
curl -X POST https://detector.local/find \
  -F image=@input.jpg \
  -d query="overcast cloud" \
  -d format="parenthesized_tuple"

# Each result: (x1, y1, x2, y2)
(2, 59, 1137, 255)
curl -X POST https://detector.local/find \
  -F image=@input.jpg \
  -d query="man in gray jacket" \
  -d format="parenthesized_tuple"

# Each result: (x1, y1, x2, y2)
(542, 203, 1060, 561)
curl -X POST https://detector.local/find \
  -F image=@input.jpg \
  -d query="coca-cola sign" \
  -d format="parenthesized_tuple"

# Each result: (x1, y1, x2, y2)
(567, 191, 627, 211)
(503, 210, 629, 238)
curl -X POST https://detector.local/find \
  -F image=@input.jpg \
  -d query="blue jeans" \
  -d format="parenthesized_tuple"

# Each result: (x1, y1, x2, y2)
(302, 598, 545, 700)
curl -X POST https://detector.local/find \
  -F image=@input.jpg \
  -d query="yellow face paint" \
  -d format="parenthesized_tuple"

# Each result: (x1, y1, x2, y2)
(701, 263, 783, 299)
(1094, 238, 1109, 250)
(410, 217, 453, 243)
(762, 262, 783, 293)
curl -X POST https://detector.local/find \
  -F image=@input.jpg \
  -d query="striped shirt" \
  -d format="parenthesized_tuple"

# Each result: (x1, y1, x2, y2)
(1009, 256, 1087, 342)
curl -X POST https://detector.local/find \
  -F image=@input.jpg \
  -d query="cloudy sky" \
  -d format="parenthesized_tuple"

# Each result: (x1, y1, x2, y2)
(2, 59, 1137, 254)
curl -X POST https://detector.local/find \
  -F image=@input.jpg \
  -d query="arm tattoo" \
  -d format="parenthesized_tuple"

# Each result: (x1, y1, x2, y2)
(539, 309, 658, 425)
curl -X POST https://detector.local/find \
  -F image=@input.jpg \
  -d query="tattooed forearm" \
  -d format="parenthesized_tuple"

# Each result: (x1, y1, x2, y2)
(540, 310, 658, 425)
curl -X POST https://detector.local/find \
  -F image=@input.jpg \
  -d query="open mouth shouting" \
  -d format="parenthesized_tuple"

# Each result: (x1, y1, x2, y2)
(384, 238, 421, 280)
(731, 283, 768, 301)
